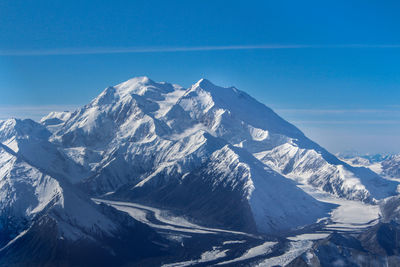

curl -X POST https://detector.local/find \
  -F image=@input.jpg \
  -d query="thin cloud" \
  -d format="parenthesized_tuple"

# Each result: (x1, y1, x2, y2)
(2, 44, 400, 56)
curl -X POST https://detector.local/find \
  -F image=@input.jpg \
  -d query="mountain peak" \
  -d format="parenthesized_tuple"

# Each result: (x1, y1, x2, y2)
(186, 78, 232, 98)
(191, 79, 241, 97)
(0, 118, 49, 141)
(195, 78, 216, 89)
(115, 76, 154, 92)
(123, 75, 153, 85)
(112, 76, 178, 99)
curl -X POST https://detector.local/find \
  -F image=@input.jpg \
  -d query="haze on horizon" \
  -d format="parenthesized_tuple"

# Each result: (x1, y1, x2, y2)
(1, 0, 399, 154)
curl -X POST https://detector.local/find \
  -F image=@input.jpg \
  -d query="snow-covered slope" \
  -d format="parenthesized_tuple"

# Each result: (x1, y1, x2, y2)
(0, 119, 165, 266)
(0, 144, 62, 247)
(38, 77, 334, 234)
(169, 79, 397, 202)
(53, 77, 185, 147)
(0, 119, 51, 152)
(0, 144, 117, 242)
(30, 76, 393, 234)
(340, 156, 372, 167)
(381, 155, 400, 179)
(117, 143, 332, 234)
(0, 119, 90, 184)
(40, 111, 72, 126)
(49, 77, 396, 203)
(340, 153, 400, 181)
(40, 111, 72, 133)
(2, 76, 399, 264)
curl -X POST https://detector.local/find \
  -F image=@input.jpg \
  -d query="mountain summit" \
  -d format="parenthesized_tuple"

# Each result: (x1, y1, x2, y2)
(51, 76, 396, 198)
(0, 76, 398, 265)
(40, 77, 397, 232)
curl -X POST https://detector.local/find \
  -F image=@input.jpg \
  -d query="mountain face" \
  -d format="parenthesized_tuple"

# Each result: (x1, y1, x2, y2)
(49, 77, 396, 202)
(287, 196, 400, 267)
(45, 77, 334, 234)
(32, 76, 393, 233)
(337, 152, 390, 164)
(40, 111, 72, 133)
(340, 153, 400, 181)
(381, 155, 400, 179)
(1, 76, 399, 265)
(287, 228, 400, 267)
(0, 119, 166, 266)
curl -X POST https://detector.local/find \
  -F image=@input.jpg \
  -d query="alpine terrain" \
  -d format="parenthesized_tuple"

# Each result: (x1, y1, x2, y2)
(0, 76, 399, 266)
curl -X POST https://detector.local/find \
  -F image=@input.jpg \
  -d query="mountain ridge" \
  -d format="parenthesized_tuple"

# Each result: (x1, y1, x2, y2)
(33, 76, 397, 234)
(46, 76, 397, 202)
(1, 76, 398, 265)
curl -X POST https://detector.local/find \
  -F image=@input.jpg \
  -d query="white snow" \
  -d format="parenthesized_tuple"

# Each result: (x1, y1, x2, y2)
(217, 241, 277, 265)
(0, 146, 64, 219)
(284, 184, 381, 242)
(299, 184, 381, 232)
(0, 130, 118, 243)
(287, 233, 330, 241)
(222, 240, 246, 245)
(39, 76, 395, 235)
(162, 247, 229, 267)
(2, 76, 398, 259)
(154, 87, 186, 119)
(40, 111, 72, 125)
(0, 228, 30, 252)
(41, 76, 397, 235)
(93, 199, 254, 236)
(256, 240, 313, 267)
(200, 247, 229, 262)
(369, 162, 383, 174)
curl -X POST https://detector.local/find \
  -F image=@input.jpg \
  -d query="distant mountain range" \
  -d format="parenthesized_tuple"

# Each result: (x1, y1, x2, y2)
(0, 77, 399, 266)
(338, 152, 400, 181)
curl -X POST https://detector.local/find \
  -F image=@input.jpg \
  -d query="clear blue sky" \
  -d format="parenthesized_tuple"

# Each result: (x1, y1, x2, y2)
(1, 0, 400, 154)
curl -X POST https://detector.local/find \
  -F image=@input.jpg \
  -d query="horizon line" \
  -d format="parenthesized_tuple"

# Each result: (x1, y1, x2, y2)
(2, 44, 400, 56)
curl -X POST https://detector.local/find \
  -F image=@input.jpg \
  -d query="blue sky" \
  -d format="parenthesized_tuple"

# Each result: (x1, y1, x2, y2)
(1, 0, 400, 154)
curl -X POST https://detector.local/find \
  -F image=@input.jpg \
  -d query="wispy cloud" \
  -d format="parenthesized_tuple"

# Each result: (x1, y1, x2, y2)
(2, 44, 400, 56)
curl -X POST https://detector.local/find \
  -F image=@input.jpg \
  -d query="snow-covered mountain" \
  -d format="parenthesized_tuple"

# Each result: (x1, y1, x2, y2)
(340, 156, 372, 167)
(339, 153, 400, 180)
(381, 155, 400, 179)
(40, 111, 72, 126)
(287, 195, 400, 267)
(49, 77, 397, 202)
(1, 76, 399, 265)
(20, 76, 392, 234)
(40, 111, 72, 133)
(337, 152, 390, 164)
(43, 77, 333, 234)
(0, 119, 90, 184)
(0, 119, 165, 266)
